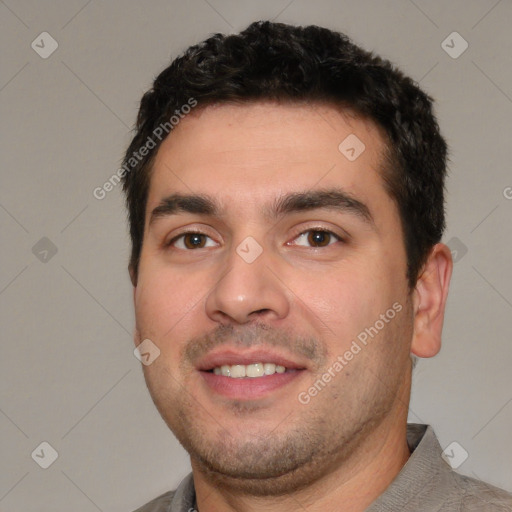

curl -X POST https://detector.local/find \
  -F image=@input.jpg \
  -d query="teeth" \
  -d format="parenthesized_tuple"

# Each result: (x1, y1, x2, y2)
(263, 363, 276, 375)
(246, 363, 264, 377)
(212, 363, 287, 378)
(230, 365, 246, 378)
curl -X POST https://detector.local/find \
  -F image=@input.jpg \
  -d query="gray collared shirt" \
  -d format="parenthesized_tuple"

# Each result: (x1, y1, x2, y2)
(133, 424, 512, 511)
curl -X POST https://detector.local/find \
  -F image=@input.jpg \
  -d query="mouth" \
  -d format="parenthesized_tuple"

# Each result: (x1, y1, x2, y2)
(197, 349, 307, 400)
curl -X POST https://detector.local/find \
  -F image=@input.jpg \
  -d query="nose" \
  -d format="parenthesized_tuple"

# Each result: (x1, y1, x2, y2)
(205, 240, 290, 325)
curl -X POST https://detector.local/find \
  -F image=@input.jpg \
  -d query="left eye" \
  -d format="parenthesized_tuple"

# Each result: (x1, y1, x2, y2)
(291, 229, 342, 248)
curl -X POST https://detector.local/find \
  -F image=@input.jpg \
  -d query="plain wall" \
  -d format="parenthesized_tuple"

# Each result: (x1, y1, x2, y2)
(1, 1, 511, 510)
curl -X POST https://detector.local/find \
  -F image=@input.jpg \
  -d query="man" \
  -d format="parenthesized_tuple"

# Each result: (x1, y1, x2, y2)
(122, 21, 512, 511)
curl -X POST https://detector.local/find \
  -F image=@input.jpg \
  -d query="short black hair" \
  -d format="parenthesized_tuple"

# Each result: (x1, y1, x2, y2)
(122, 20, 448, 288)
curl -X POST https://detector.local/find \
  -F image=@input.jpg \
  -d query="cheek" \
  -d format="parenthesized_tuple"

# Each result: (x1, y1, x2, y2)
(134, 263, 207, 353)
(289, 262, 397, 355)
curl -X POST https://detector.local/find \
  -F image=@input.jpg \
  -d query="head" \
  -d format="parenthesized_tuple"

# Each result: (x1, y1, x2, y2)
(122, 21, 452, 494)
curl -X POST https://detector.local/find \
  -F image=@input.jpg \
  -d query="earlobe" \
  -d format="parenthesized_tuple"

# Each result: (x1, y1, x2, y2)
(410, 243, 453, 358)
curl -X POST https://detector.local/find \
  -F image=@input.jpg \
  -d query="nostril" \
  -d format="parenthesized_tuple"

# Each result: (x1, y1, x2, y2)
(249, 309, 274, 320)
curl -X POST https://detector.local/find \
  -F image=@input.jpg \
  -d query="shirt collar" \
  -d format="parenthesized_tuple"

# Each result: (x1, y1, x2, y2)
(366, 423, 453, 511)
(168, 472, 196, 511)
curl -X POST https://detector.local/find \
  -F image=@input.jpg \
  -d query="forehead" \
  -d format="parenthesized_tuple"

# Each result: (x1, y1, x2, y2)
(147, 102, 392, 219)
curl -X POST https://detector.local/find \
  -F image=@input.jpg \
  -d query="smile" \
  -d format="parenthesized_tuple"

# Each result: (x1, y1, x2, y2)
(211, 362, 288, 378)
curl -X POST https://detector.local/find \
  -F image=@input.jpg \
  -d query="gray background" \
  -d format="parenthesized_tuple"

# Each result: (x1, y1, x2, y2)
(1, 0, 511, 510)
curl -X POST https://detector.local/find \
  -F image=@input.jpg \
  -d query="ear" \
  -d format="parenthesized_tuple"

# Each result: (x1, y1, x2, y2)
(411, 243, 453, 358)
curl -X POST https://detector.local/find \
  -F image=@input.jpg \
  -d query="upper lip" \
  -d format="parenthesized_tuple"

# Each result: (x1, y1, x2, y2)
(196, 347, 308, 371)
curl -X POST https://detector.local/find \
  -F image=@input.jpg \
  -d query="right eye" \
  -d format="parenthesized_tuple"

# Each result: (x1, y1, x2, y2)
(167, 231, 217, 250)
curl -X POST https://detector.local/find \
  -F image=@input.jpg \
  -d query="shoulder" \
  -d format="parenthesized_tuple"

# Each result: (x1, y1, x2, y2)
(449, 472, 512, 511)
(132, 490, 175, 512)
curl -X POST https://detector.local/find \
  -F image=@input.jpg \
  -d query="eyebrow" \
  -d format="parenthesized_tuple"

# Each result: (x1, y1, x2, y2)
(149, 188, 374, 227)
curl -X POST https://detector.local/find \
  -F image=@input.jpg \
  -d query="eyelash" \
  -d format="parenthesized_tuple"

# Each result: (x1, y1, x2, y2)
(166, 228, 344, 250)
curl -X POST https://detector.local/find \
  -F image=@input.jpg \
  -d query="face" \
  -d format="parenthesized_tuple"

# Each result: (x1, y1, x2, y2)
(134, 102, 414, 494)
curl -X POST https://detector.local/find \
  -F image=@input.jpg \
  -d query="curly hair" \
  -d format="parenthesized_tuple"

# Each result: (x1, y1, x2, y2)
(122, 21, 448, 288)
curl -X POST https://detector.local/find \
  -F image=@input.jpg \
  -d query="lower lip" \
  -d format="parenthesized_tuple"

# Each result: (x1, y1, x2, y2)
(200, 370, 304, 400)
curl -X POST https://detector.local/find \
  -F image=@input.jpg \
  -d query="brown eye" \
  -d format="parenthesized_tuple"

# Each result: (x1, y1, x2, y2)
(307, 230, 333, 247)
(183, 233, 207, 249)
(168, 232, 216, 250)
(292, 229, 341, 248)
